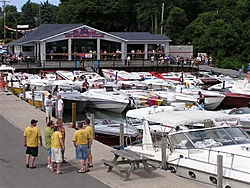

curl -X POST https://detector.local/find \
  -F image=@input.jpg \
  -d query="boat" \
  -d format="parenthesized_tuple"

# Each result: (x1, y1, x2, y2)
(102, 69, 142, 81)
(218, 92, 250, 110)
(82, 86, 130, 113)
(21, 90, 52, 108)
(126, 104, 187, 134)
(126, 110, 250, 187)
(181, 86, 225, 110)
(0, 65, 23, 94)
(58, 90, 89, 112)
(219, 107, 250, 131)
(122, 89, 163, 108)
(93, 118, 139, 146)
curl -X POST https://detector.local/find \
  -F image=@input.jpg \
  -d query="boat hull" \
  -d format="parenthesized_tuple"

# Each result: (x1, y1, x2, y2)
(88, 99, 128, 113)
(62, 98, 88, 112)
(217, 92, 250, 110)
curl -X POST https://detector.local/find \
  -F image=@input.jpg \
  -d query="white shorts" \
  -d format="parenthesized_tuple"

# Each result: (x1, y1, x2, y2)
(46, 109, 52, 117)
(51, 148, 62, 163)
(58, 110, 63, 119)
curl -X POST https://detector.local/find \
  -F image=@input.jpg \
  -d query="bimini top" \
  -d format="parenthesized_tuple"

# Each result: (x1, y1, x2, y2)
(144, 110, 237, 127)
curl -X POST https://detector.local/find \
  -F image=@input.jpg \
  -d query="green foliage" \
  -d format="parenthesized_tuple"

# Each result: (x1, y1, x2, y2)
(1, 0, 250, 70)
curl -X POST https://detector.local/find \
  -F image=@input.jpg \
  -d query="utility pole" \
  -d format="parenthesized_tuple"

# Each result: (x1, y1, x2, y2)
(161, 3, 164, 34)
(0, 0, 10, 40)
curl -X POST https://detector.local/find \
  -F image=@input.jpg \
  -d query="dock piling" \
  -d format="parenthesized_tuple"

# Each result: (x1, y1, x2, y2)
(72, 103, 76, 128)
(217, 155, 223, 188)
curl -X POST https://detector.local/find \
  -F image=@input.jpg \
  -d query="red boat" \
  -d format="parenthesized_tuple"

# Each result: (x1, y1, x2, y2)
(217, 92, 250, 110)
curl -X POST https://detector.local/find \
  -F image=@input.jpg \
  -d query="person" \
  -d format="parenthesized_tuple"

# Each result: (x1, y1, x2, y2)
(198, 91, 205, 109)
(194, 75, 200, 86)
(81, 83, 88, 93)
(57, 119, 67, 163)
(51, 126, 64, 174)
(190, 102, 199, 110)
(84, 118, 93, 168)
(0, 73, 5, 92)
(126, 55, 131, 66)
(44, 94, 53, 124)
(120, 83, 126, 90)
(150, 55, 154, 66)
(72, 122, 91, 173)
(44, 120, 55, 169)
(23, 119, 42, 169)
(56, 95, 64, 121)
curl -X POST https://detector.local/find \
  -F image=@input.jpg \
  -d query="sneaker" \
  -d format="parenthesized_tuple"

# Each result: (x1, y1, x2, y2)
(47, 164, 52, 169)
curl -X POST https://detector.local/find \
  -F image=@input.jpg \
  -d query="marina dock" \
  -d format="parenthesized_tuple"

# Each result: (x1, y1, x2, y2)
(0, 91, 210, 188)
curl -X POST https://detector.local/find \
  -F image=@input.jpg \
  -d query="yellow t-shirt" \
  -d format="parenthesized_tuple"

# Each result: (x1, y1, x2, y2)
(85, 125, 93, 139)
(72, 129, 90, 145)
(51, 131, 63, 149)
(23, 126, 42, 147)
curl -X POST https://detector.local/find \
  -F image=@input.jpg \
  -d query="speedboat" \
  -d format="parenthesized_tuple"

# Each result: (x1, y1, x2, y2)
(20, 90, 52, 108)
(126, 104, 187, 133)
(82, 86, 130, 113)
(58, 90, 89, 112)
(219, 107, 250, 131)
(126, 110, 250, 188)
(181, 86, 225, 110)
(93, 118, 139, 146)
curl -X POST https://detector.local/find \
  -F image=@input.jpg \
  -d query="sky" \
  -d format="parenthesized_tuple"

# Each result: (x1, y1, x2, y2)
(5, 0, 60, 12)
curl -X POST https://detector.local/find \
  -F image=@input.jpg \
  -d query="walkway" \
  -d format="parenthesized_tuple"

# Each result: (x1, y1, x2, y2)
(0, 91, 210, 188)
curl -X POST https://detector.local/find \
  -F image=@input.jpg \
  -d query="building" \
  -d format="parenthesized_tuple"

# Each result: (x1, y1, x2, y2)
(7, 24, 171, 63)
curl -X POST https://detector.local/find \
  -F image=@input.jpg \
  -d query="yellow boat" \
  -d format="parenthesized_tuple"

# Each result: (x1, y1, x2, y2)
(24, 91, 51, 108)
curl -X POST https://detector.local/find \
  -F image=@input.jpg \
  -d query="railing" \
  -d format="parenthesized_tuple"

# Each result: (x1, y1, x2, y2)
(186, 147, 250, 175)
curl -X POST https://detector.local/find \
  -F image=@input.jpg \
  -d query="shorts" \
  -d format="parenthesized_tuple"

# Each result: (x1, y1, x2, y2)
(46, 109, 52, 117)
(47, 148, 51, 157)
(58, 110, 63, 119)
(26, 146, 38, 157)
(76, 144, 88, 160)
(51, 148, 63, 163)
(88, 140, 92, 155)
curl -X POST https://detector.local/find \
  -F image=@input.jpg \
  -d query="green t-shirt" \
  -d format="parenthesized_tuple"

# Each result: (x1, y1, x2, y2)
(44, 127, 54, 148)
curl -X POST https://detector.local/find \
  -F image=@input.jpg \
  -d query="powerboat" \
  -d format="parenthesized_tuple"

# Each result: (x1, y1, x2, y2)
(126, 104, 187, 134)
(126, 110, 250, 188)
(219, 107, 250, 131)
(82, 86, 130, 113)
(93, 118, 139, 146)
(58, 90, 89, 112)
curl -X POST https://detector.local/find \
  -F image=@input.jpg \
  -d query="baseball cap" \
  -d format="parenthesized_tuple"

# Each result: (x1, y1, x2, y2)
(30, 119, 38, 124)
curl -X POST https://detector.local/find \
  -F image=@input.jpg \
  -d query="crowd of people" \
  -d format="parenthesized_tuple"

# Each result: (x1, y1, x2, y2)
(23, 116, 94, 174)
(23, 91, 94, 174)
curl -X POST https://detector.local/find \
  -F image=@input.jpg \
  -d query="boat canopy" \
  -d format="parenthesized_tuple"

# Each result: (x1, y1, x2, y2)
(144, 110, 238, 127)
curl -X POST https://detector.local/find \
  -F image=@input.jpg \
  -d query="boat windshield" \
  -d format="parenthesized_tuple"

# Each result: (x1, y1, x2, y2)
(170, 127, 250, 149)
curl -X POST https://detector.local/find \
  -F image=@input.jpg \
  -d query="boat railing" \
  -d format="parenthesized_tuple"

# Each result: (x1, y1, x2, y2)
(186, 147, 250, 174)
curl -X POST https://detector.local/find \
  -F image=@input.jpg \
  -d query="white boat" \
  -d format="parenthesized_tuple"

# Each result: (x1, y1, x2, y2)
(181, 86, 225, 110)
(121, 89, 164, 108)
(82, 86, 129, 113)
(126, 110, 250, 188)
(102, 69, 141, 81)
(93, 118, 139, 146)
(126, 104, 187, 133)
(58, 90, 89, 112)
(219, 107, 250, 132)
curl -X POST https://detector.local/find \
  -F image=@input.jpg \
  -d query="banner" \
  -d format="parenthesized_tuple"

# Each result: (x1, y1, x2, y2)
(4, 25, 37, 33)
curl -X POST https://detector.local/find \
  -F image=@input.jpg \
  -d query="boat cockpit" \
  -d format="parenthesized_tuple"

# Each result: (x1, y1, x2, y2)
(170, 126, 250, 149)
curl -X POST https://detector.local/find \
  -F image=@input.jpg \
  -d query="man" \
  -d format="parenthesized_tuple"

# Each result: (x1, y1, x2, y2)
(57, 119, 67, 163)
(44, 120, 54, 170)
(44, 94, 53, 124)
(23, 119, 42, 169)
(72, 122, 91, 173)
(198, 91, 205, 110)
(56, 95, 64, 121)
(51, 126, 64, 174)
(84, 118, 93, 168)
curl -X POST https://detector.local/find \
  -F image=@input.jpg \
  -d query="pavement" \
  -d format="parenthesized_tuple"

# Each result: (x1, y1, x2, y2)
(0, 91, 212, 188)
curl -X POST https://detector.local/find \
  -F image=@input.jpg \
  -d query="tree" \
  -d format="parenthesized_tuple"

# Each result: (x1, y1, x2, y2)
(39, 0, 57, 24)
(164, 6, 188, 44)
(22, 0, 36, 28)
